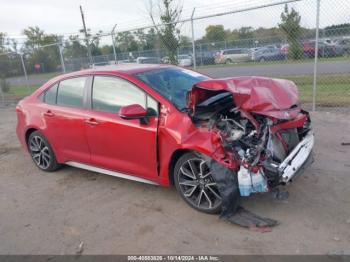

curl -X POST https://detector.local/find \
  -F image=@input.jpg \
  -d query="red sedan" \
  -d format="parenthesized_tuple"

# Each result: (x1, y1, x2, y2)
(16, 64, 314, 215)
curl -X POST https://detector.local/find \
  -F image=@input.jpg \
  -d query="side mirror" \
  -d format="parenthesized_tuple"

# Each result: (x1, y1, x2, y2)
(119, 104, 148, 119)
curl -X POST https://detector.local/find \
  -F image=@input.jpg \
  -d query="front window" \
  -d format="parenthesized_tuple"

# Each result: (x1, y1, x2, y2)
(134, 67, 209, 110)
(92, 76, 146, 113)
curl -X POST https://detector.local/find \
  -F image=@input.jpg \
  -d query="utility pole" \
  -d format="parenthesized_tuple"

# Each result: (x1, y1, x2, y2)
(19, 53, 30, 93)
(111, 24, 118, 64)
(80, 5, 93, 66)
(191, 8, 196, 69)
(58, 37, 66, 73)
(312, 0, 321, 111)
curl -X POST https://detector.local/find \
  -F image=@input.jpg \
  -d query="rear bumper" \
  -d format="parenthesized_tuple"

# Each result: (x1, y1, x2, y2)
(278, 131, 314, 183)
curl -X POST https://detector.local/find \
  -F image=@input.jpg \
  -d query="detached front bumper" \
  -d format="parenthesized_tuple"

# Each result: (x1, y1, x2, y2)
(278, 131, 314, 183)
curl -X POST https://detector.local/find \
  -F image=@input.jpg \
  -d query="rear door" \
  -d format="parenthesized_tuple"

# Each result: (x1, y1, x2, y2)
(84, 75, 159, 180)
(41, 76, 91, 164)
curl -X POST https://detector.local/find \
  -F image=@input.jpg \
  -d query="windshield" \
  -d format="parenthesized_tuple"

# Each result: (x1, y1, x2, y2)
(134, 67, 209, 110)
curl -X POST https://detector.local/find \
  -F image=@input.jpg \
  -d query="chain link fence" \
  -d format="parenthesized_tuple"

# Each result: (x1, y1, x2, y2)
(1, 0, 349, 110)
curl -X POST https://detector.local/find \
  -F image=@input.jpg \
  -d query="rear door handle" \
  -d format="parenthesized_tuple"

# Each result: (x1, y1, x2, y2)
(44, 110, 55, 117)
(85, 118, 99, 126)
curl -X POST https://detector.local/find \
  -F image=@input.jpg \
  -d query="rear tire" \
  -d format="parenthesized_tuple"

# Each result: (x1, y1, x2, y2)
(174, 152, 222, 214)
(225, 59, 232, 64)
(27, 131, 61, 172)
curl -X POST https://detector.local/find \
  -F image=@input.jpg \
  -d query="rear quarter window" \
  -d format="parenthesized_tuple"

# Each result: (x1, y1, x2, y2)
(43, 83, 58, 105)
(57, 77, 87, 108)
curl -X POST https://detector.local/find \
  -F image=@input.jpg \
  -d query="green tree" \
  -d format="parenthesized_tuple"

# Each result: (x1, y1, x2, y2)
(238, 26, 254, 39)
(116, 31, 138, 53)
(23, 26, 61, 73)
(279, 4, 303, 59)
(78, 29, 103, 56)
(0, 33, 21, 77)
(135, 28, 159, 51)
(0, 33, 9, 78)
(64, 35, 87, 59)
(149, 0, 182, 64)
(324, 23, 350, 37)
(204, 25, 226, 42)
(0, 32, 8, 53)
(100, 45, 114, 55)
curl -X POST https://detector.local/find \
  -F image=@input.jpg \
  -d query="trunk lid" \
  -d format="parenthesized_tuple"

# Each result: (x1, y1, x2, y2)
(187, 76, 300, 119)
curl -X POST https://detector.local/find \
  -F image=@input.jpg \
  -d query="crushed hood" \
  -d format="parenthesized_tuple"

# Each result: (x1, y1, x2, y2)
(187, 76, 300, 118)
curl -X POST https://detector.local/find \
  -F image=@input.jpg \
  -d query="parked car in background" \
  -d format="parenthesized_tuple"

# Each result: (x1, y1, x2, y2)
(303, 41, 343, 57)
(214, 48, 251, 64)
(280, 44, 289, 57)
(251, 46, 285, 62)
(136, 57, 161, 64)
(118, 59, 135, 64)
(177, 54, 193, 67)
(336, 39, 350, 55)
(195, 51, 216, 66)
(282, 41, 343, 58)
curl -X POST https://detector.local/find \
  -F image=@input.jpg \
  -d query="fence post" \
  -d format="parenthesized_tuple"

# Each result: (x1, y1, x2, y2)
(58, 42, 66, 73)
(111, 24, 118, 64)
(312, 0, 321, 111)
(191, 8, 196, 69)
(19, 53, 30, 94)
(0, 82, 4, 106)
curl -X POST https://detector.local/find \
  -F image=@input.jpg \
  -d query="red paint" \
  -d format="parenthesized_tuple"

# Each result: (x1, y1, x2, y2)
(270, 113, 307, 134)
(16, 65, 306, 187)
(189, 76, 300, 120)
(119, 104, 148, 119)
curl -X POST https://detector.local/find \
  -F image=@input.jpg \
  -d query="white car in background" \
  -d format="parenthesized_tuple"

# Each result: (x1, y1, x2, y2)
(178, 54, 193, 67)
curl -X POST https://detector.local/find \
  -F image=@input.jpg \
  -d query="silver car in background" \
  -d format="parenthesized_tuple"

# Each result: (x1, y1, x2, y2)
(215, 48, 251, 64)
(178, 54, 193, 67)
(251, 46, 286, 62)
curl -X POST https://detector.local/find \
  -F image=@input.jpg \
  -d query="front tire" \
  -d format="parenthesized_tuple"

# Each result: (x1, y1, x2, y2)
(27, 131, 61, 172)
(174, 152, 222, 214)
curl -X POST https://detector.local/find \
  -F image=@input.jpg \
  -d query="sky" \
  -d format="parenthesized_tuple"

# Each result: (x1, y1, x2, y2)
(0, 0, 349, 44)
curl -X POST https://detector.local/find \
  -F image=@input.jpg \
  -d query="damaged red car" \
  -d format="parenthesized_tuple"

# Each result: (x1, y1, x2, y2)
(16, 64, 314, 215)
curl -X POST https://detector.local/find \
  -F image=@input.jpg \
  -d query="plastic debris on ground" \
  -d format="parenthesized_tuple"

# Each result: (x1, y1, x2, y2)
(210, 159, 278, 231)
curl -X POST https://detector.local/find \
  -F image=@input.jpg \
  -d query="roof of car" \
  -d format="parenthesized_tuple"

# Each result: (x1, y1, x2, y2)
(57, 64, 173, 80)
(46, 64, 173, 86)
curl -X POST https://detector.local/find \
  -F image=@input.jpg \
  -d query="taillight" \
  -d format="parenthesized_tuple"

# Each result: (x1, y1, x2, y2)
(16, 103, 23, 113)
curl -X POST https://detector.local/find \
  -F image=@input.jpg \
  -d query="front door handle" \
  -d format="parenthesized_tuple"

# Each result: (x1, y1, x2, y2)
(85, 118, 99, 126)
(44, 110, 55, 117)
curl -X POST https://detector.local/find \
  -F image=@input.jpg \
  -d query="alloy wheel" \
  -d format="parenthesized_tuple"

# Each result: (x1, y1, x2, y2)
(28, 135, 51, 170)
(177, 158, 222, 211)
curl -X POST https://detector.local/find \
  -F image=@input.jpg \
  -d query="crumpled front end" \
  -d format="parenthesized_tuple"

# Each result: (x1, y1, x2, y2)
(188, 76, 314, 196)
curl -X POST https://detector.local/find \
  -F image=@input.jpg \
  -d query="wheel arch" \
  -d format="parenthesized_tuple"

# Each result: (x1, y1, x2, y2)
(167, 146, 218, 186)
(25, 128, 38, 146)
(168, 149, 193, 186)
(24, 127, 61, 163)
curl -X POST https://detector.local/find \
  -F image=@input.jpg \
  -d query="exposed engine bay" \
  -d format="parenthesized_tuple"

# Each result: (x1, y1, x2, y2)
(193, 91, 313, 196)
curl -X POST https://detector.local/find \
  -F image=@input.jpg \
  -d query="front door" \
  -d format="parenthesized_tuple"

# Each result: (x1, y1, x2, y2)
(85, 75, 159, 180)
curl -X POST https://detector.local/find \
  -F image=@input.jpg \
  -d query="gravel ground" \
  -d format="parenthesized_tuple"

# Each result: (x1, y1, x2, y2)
(0, 107, 349, 255)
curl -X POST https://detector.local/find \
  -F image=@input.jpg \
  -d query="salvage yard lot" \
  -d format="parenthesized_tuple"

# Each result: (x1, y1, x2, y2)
(0, 107, 349, 254)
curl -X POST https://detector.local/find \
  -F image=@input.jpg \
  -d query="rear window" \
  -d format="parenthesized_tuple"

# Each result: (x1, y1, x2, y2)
(57, 77, 87, 108)
(226, 49, 242, 54)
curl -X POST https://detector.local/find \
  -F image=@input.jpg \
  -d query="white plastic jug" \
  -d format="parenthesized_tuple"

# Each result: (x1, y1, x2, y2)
(238, 166, 268, 196)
